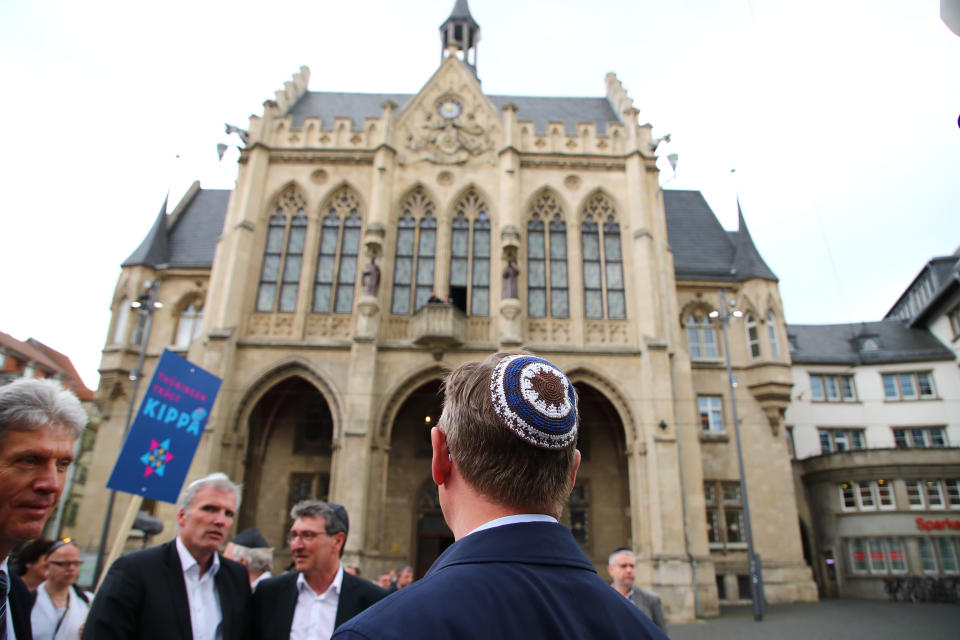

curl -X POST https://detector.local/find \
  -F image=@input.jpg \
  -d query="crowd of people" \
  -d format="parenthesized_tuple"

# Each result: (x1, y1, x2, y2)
(1, 352, 669, 639)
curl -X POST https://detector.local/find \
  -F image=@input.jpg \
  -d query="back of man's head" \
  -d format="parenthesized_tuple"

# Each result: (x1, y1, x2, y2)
(438, 351, 579, 517)
(0, 377, 86, 443)
(229, 543, 273, 574)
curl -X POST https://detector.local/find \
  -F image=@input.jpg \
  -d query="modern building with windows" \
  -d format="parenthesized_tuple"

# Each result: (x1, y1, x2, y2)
(786, 319, 960, 598)
(76, 1, 818, 621)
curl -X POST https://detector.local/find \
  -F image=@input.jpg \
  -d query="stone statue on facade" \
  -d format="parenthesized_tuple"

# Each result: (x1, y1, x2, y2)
(502, 259, 519, 300)
(362, 256, 381, 296)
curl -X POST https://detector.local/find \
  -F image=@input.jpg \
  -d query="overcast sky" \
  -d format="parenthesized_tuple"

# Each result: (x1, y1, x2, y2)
(1, 0, 958, 389)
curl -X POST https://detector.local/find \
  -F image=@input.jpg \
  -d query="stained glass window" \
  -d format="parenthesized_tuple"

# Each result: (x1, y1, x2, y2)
(392, 187, 436, 314)
(257, 186, 308, 313)
(581, 194, 625, 319)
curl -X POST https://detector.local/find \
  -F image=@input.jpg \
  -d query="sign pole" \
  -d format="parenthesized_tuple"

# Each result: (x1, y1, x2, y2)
(102, 495, 144, 581)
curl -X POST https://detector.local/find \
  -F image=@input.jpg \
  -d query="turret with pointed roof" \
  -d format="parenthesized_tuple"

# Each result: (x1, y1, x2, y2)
(440, 0, 480, 75)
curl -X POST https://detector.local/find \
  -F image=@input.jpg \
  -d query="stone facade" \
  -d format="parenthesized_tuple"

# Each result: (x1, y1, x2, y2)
(76, 5, 817, 621)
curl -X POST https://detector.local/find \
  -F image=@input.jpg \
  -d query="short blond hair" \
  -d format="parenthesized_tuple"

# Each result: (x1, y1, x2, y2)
(438, 351, 578, 517)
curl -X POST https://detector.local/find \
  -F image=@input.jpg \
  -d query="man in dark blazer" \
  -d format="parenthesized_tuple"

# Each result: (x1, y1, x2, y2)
(83, 473, 252, 639)
(252, 501, 386, 639)
(0, 378, 87, 639)
(333, 352, 667, 640)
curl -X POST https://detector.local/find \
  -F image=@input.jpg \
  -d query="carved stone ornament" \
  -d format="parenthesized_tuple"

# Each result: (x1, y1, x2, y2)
(396, 66, 501, 166)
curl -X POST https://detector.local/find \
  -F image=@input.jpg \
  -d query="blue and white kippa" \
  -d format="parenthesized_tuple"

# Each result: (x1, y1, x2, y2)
(489, 354, 578, 450)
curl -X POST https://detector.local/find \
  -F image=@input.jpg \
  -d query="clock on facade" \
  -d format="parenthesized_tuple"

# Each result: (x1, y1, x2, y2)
(437, 97, 462, 120)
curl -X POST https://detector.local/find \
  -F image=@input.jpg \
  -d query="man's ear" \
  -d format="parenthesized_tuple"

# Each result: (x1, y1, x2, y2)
(431, 427, 451, 486)
(569, 449, 582, 493)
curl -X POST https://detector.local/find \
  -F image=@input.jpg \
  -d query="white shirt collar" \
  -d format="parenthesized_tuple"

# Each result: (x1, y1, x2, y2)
(175, 536, 221, 578)
(296, 562, 344, 597)
(466, 514, 558, 537)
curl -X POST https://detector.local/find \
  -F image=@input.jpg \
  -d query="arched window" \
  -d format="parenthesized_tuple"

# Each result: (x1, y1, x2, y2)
(174, 302, 203, 348)
(313, 188, 363, 314)
(686, 314, 718, 359)
(256, 187, 308, 313)
(581, 194, 626, 319)
(527, 192, 568, 318)
(745, 313, 761, 359)
(112, 298, 129, 344)
(449, 190, 490, 316)
(391, 187, 437, 314)
(766, 312, 780, 358)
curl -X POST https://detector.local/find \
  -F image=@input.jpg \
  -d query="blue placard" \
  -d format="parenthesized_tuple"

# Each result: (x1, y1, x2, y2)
(106, 349, 222, 504)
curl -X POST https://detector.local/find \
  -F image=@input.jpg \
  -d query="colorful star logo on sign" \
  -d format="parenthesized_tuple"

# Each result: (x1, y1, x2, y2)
(140, 438, 174, 478)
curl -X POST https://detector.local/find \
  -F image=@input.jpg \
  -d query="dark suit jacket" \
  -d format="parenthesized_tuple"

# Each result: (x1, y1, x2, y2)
(82, 539, 251, 640)
(333, 522, 668, 640)
(252, 569, 387, 639)
(9, 570, 32, 639)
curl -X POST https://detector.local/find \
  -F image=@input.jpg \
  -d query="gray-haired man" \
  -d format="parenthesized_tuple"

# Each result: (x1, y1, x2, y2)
(224, 528, 274, 591)
(0, 378, 86, 640)
(83, 472, 252, 639)
(608, 548, 667, 631)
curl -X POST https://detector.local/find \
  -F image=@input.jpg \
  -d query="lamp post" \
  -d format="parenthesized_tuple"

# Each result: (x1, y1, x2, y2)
(710, 288, 765, 621)
(93, 280, 163, 588)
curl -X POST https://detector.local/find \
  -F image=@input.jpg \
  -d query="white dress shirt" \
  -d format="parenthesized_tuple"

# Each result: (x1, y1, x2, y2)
(1, 557, 16, 640)
(250, 570, 272, 592)
(290, 564, 343, 640)
(466, 513, 558, 537)
(175, 536, 223, 640)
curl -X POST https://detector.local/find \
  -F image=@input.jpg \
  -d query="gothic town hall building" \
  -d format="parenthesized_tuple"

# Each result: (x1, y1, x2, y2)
(79, 1, 816, 621)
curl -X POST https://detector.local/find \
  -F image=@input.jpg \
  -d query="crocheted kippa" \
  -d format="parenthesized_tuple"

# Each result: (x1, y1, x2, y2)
(489, 354, 578, 449)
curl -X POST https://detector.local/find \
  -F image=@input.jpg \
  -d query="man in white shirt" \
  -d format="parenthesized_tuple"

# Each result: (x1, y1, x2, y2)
(0, 378, 86, 640)
(83, 473, 252, 639)
(252, 501, 386, 639)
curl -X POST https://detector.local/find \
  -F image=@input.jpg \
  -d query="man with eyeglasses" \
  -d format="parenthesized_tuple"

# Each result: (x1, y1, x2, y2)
(252, 501, 386, 639)
(83, 472, 251, 639)
(0, 378, 87, 640)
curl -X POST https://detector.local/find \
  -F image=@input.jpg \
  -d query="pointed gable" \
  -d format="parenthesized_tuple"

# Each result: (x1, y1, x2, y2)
(122, 197, 170, 268)
(393, 54, 501, 166)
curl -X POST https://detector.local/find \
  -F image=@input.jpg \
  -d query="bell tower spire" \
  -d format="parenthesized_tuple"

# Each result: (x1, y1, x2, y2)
(439, 0, 480, 75)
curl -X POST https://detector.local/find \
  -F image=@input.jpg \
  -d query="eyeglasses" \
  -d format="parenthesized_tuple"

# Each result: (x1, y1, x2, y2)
(286, 531, 324, 545)
(48, 561, 82, 568)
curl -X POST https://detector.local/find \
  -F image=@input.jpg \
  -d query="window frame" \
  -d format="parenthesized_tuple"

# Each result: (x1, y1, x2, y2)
(686, 314, 719, 360)
(745, 313, 761, 359)
(390, 188, 437, 315)
(766, 312, 780, 358)
(893, 427, 948, 449)
(580, 194, 626, 320)
(526, 192, 569, 319)
(882, 371, 937, 401)
(818, 428, 866, 454)
(809, 374, 857, 403)
(698, 395, 724, 433)
(173, 302, 203, 349)
(448, 190, 491, 317)
(705, 481, 746, 550)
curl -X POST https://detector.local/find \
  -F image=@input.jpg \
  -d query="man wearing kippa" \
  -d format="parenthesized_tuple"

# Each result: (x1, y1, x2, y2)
(333, 352, 667, 640)
(223, 528, 274, 591)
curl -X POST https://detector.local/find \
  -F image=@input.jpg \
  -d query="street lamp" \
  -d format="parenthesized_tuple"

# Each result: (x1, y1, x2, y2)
(710, 288, 766, 621)
(93, 280, 163, 587)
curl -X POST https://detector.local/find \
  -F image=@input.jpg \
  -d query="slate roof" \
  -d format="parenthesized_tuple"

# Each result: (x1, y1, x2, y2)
(123, 186, 777, 287)
(663, 190, 777, 282)
(286, 92, 622, 136)
(123, 189, 230, 269)
(786, 321, 954, 365)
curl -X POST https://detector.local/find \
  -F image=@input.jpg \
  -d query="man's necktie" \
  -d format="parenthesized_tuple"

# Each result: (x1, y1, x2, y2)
(0, 568, 8, 640)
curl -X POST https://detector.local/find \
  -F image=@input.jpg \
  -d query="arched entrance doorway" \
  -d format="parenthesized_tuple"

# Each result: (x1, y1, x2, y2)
(241, 376, 334, 565)
(563, 382, 630, 566)
(384, 379, 451, 579)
